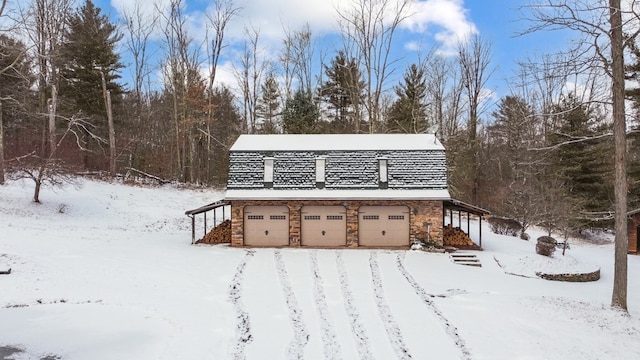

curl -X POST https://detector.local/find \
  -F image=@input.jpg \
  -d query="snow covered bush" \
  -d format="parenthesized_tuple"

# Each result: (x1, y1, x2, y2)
(487, 217, 523, 237)
(536, 236, 557, 256)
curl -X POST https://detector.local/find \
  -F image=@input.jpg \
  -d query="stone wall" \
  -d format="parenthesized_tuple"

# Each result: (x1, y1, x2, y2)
(536, 268, 600, 282)
(230, 199, 443, 248)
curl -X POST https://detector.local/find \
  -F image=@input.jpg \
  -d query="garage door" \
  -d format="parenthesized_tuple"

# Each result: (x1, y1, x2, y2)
(244, 206, 290, 246)
(301, 206, 347, 246)
(358, 206, 410, 247)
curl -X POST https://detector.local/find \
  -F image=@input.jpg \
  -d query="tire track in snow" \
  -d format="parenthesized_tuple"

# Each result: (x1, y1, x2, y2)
(229, 250, 255, 360)
(396, 252, 472, 360)
(309, 251, 343, 360)
(369, 251, 413, 360)
(274, 250, 309, 359)
(335, 251, 375, 360)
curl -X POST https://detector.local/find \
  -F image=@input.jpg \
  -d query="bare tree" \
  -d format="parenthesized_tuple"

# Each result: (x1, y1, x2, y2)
(159, 0, 203, 180)
(423, 53, 464, 140)
(458, 35, 493, 204)
(121, 2, 157, 104)
(522, 0, 639, 311)
(0, 0, 7, 184)
(337, 0, 411, 132)
(19, 0, 74, 157)
(234, 25, 267, 134)
(205, 0, 239, 90)
(0, 100, 4, 184)
(7, 114, 100, 203)
(203, 0, 240, 179)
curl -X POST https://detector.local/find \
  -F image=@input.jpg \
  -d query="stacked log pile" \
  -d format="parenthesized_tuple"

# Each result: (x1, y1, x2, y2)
(443, 225, 474, 247)
(198, 220, 231, 244)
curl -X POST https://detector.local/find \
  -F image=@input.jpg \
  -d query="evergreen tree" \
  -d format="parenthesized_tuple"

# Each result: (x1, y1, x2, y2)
(486, 95, 539, 237)
(0, 35, 35, 127)
(257, 72, 281, 134)
(58, 0, 124, 119)
(282, 89, 319, 134)
(318, 51, 364, 133)
(386, 64, 428, 134)
(548, 93, 614, 225)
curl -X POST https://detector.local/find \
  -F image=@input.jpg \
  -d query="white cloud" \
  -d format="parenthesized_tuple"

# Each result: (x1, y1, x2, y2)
(404, 41, 421, 51)
(403, 0, 477, 55)
(110, 0, 476, 53)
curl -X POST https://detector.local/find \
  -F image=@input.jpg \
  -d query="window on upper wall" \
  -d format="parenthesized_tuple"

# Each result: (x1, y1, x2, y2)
(316, 157, 326, 188)
(264, 157, 274, 187)
(378, 157, 388, 185)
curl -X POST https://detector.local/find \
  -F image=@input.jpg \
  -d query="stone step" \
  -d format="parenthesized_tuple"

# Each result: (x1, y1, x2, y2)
(449, 253, 482, 267)
(455, 261, 482, 267)
(450, 253, 476, 258)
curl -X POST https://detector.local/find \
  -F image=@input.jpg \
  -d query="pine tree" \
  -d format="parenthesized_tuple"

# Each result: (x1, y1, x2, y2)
(58, 0, 123, 119)
(257, 73, 281, 134)
(548, 93, 614, 225)
(282, 89, 319, 134)
(487, 95, 539, 237)
(386, 64, 428, 134)
(0, 35, 34, 127)
(318, 51, 364, 133)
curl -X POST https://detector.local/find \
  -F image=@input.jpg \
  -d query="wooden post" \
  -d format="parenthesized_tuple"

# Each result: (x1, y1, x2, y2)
(191, 216, 195, 244)
(479, 216, 483, 248)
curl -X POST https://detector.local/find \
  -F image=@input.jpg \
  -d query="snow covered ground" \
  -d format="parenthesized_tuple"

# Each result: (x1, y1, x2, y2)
(1, 178, 640, 360)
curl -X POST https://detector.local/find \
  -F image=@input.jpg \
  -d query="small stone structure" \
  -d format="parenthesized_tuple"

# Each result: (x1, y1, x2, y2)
(536, 236, 557, 256)
(536, 268, 600, 282)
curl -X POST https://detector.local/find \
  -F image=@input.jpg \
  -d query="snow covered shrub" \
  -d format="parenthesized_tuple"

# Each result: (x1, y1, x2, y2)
(487, 217, 522, 237)
(536, 236, 557, 256)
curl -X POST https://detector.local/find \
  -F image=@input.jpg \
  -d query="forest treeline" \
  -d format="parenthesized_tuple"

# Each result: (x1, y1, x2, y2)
(0, 0, 639, 234)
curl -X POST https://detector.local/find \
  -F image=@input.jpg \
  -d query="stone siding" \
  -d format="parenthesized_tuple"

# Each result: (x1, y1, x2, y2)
(629, 213, 640, 254)
(231, 199, 444, 248)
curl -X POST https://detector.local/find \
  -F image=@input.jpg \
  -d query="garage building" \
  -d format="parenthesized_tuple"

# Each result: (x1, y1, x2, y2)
(225, 134, 451, 248)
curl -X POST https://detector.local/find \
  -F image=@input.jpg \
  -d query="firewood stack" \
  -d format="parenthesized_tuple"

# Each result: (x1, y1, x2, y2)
(198, 220, 231, 244)
(443, 225, 474, 247)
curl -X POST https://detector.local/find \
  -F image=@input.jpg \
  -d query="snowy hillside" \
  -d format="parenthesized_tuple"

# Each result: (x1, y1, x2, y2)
(1, 178, 640, 360)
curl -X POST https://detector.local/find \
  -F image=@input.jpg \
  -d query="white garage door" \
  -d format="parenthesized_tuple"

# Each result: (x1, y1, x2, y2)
(358, 206, 410, 247)
(301, 206, 347, 246)
(244, 205, 290, 246)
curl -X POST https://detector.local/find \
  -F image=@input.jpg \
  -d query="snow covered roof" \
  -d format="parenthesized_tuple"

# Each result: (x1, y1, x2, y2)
(225, 188, 451, 201)
(229, 134, 444, 152)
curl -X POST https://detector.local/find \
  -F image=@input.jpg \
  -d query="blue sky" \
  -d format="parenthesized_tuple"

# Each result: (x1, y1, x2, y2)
(91, 0, 572, 106)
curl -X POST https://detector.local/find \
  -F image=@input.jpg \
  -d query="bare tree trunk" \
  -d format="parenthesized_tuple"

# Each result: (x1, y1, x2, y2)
(48, 85, 56, 157)
(458, 35, 493, 204)
(100, 72, 116, 176)
(337, 0, 410, 132)
(0, 100, 4, 185)
(609, 0, 628, 311)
